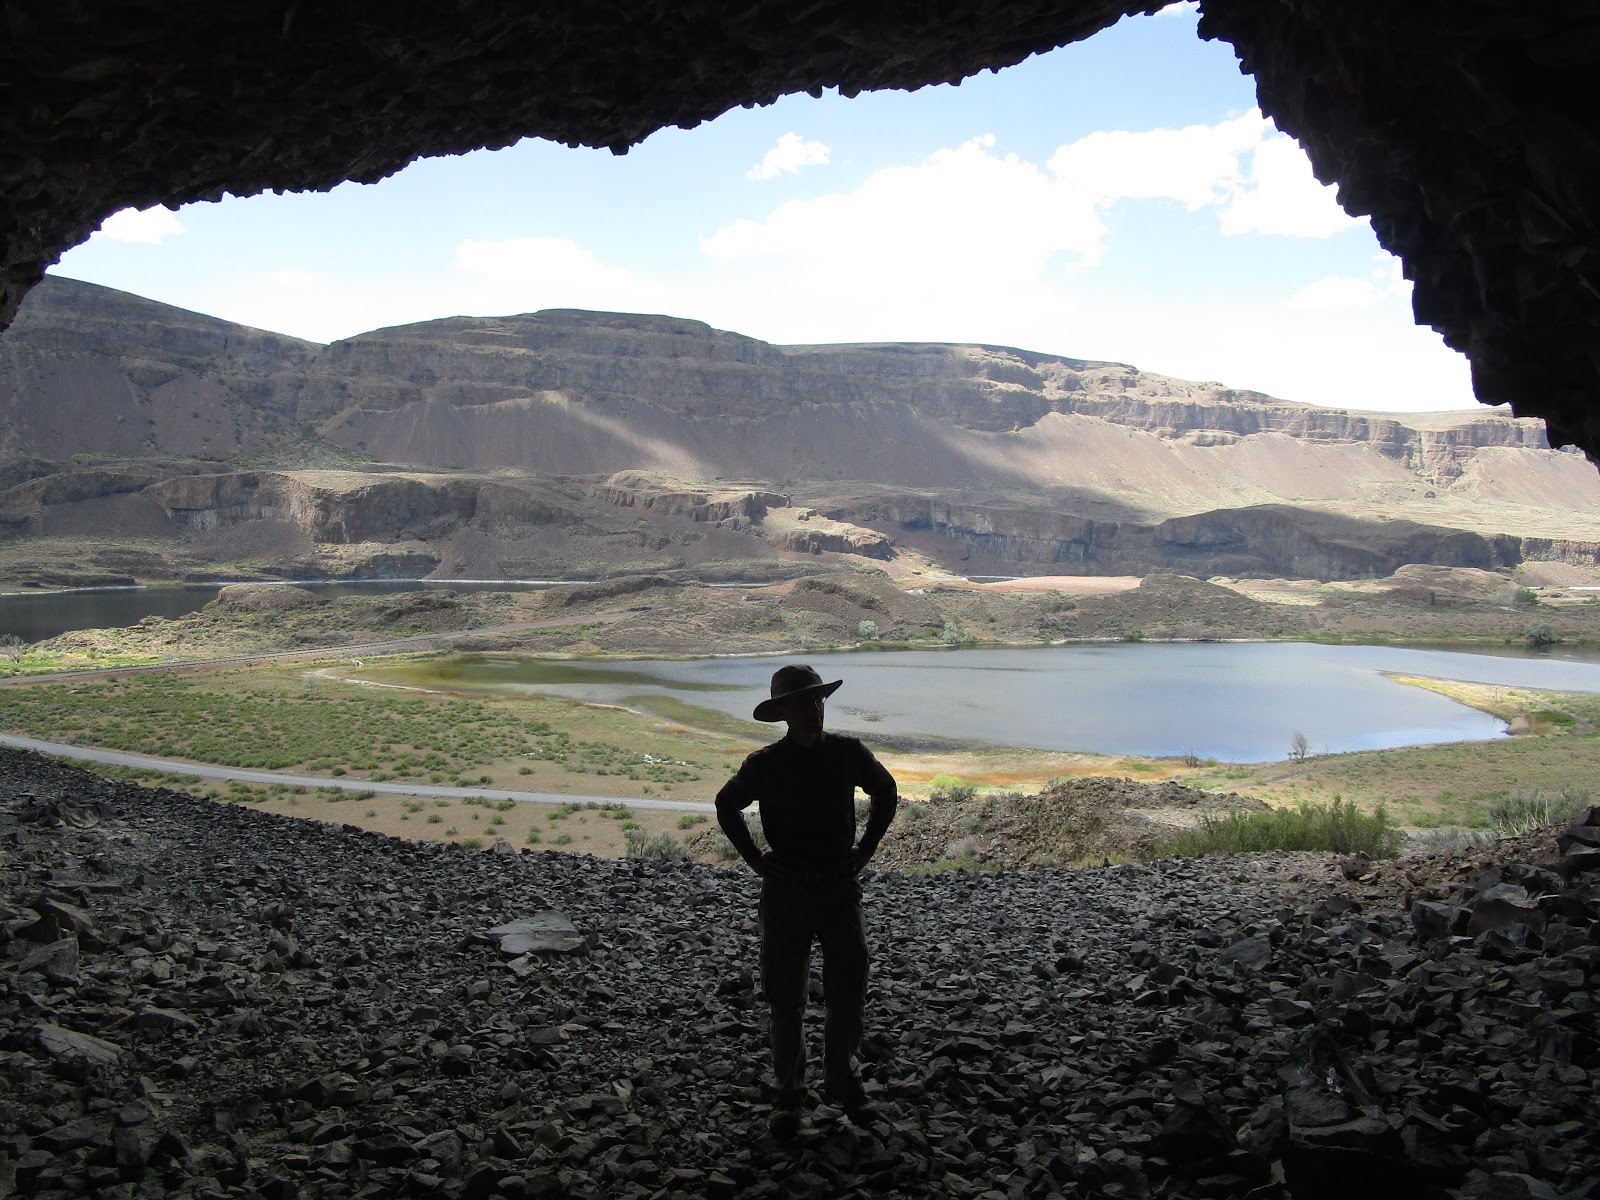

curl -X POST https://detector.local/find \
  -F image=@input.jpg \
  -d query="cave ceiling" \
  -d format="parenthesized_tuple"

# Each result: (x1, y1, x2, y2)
(3, 1, 1598, 457)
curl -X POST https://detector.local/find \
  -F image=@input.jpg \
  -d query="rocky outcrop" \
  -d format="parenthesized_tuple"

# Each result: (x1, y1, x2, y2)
(759, 509, 895, 561)
(591, 473, 784, 525)
(148, 472, 579, 545)
(829, 495, 1580, 580)
(1151, 506, 1525, 580)
(0, 280, 314, 460)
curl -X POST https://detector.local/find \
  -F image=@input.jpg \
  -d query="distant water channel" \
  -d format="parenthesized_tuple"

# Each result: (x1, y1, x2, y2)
(0, 580, 568, 643)
(378, 643, 1600, 763)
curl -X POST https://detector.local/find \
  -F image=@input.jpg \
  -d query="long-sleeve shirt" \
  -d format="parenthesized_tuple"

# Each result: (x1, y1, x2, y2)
(715, 731, 898, 874)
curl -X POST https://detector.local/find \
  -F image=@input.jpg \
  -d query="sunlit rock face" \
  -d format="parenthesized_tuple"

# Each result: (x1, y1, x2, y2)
(1, 0, 1596, 454)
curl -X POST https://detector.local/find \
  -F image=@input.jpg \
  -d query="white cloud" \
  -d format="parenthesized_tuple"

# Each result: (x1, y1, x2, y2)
(1287, 257, 1409, 311)
(1218, 134, 1361, 237)
(1154, 1, 1200, 16)
(685, 121, 1467, 410)
(93, 207, 185, 245)
(1048, 110, 1360, 238)
(451, 236, 669, 315)
(269, 269, 316, 290)
(1048, 113, 1261, 212)
(746, 133, 831, 181)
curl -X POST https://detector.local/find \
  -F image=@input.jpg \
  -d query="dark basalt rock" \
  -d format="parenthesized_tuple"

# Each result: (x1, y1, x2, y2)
(2, 746, 1598, 1197)
(0, 3, 1598, 458)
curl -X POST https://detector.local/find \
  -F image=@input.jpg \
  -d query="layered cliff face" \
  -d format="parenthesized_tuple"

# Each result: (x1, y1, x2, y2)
(0, 279, 315, 460)
(824, 493, 1594, 579)
(1, 278, 1554, 484)
(2, 277, 1597, 583)
(300, 307, 1549, 485)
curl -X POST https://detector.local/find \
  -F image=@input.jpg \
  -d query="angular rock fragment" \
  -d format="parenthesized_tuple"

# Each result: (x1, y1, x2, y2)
(487, 912, 585, 956)
(34, 1022, 121, 1067)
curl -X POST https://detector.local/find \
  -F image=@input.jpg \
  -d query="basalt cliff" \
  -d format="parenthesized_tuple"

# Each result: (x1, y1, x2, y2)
(2, 276, 1598, 586)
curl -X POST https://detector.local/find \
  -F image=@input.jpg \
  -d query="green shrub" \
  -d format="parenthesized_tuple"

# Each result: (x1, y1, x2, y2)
(426, 813, 442, 824)
(1156, 799, 1404, 859)
(929, 774, 976, 805)
(550, 833, 573, 846)
(858, 620, 880, 641)
(1523, 622, 1558, 648)
(1122, 628, 1146, 643)
(460, 836, 483, 849)
(525, 826, 541, 843)
(1409, 827, 1493, 855)
(677, 813, 708, 829)
(940, 619, 973, 646)
(1489, 787, 1591, 837)
(625, 827, 690, 860)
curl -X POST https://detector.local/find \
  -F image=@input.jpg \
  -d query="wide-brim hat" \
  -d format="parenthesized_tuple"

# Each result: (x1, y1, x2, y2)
(753, 663, 843, 722)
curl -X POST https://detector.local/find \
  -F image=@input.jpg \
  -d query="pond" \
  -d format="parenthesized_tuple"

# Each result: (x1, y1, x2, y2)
(368, 642, 1600, 763)
(0, 579, 571, 643)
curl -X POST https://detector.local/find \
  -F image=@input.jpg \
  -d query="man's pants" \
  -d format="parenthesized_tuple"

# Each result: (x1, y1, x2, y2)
(758, 876, 868, 1099)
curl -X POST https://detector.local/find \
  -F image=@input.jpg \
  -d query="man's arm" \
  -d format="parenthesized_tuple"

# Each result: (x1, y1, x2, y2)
(715, 774, 765, 868)
(850, 744, 898, 866)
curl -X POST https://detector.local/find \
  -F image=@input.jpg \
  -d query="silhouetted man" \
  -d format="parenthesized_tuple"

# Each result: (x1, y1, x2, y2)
(716, 663, 898, 1140)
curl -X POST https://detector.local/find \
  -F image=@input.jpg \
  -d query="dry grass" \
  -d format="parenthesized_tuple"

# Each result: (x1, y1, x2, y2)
(1179, 677, 1600, 830)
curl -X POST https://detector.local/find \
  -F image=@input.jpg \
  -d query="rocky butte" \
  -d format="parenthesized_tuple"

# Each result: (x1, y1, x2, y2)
(2, 277, 1599, 588)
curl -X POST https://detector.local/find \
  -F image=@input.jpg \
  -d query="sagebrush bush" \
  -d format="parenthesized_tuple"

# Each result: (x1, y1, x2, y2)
(624, 827, 690, 860)
(1409, 827, 1493, 855)
(1157, 799, 1404, 860)
(1490, 788, 1591, 837)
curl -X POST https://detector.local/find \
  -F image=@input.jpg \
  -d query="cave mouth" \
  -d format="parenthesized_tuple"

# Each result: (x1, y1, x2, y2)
(2, 1, 1596, 456)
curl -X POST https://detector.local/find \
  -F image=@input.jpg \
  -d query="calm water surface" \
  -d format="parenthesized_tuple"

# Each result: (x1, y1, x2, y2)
(387, 643, 1600, 763)
(0, 580, 569, 643)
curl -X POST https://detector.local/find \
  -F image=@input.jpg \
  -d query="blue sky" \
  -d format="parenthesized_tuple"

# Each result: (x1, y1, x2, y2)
(55, 4, 1476, 414)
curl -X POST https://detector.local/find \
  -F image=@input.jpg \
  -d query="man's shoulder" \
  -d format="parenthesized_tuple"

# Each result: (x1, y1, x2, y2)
(736, 738, 792, 770)
(823, 732, 875, 760)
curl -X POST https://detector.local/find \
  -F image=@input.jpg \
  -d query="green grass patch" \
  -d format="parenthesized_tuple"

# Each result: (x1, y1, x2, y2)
(1156, 799, 1405, 859)
(1489, 787, 1592, 837)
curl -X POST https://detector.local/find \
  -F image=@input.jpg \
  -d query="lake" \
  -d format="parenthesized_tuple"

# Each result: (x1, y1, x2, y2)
(0, 579, 570, 643)
(373, 642, 1600, 763)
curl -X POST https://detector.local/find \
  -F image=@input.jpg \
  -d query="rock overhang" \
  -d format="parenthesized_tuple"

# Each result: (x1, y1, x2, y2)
(2, 0, 1598, 458)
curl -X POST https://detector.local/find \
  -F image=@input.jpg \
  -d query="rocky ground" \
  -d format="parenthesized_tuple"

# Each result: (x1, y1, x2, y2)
(870, 779, 1272, 872)
(3, 748, 1599, 1200)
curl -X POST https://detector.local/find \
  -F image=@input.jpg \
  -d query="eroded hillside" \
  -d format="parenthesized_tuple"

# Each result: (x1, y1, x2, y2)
(3, 277, 1598, 585)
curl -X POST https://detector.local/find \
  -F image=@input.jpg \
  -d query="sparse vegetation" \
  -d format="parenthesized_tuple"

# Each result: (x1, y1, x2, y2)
(1489, 787, 1591, 837)
(928, 774, 976, 804)
(1523, 621, 1558, 647)
(624, 827, 690, 860)
(1157, 799, 1404, 859)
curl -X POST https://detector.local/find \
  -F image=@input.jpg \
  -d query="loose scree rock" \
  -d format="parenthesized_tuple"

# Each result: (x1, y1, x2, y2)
(2, 750, 1598, 1198)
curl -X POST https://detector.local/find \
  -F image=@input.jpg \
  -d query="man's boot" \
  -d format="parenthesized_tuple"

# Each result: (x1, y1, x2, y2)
(768, 1089, 805, 1140)
(826, 1076, 876, 1124)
